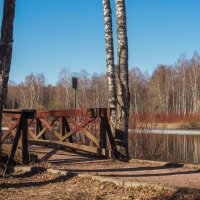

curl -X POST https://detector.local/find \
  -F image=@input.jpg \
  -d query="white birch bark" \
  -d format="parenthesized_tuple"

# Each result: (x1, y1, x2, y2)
(189, 54, 200, 114)
(115, 0, 130, 158)
(181, 66, 187, 115)
(102, 0, 117, 136)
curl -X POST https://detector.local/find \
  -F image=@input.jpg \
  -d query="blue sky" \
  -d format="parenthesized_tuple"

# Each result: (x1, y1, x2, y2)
(1, 0, 200, 84)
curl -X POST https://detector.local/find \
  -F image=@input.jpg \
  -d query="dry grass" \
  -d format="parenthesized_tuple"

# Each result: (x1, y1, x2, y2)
(135, 122, 181, 129)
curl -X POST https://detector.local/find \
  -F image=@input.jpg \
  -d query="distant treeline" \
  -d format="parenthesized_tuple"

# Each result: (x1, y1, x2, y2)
(6, 52, 200, 117)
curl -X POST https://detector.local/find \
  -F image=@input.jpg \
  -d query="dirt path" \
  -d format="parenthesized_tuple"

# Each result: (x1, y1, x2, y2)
(0, 169, 200, 200)
(29, 145, 200, 190)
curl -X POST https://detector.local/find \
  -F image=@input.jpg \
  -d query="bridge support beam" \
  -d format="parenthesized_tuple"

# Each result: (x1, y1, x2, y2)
(2, 109, 36, 173)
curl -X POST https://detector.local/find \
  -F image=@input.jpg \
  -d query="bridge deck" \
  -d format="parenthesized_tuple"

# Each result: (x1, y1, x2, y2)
(29, 145, 107, 165)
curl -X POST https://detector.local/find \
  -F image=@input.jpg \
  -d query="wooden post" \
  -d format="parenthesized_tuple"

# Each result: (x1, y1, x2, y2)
(100, 117, 107, 149)
(5, 115, 23, 173)
(21, 112, 28, 164)
(2, 109, 36, 173)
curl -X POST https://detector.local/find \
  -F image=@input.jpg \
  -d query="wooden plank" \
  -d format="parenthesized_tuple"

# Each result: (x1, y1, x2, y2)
(68, 118, 100, 147)
(28, 130, 37, 140)
(53, 129, 61, 140)
(61, 117, 99, 145)
(2, 114, 35, 143)
(1, 119, 20, 143)
(21, 110, 36, 119)
(3, 113, 21, 119)
(39, 118, 55, 130)
(40, 117, 61, 140)
(2, 115, 17, 136)
(36, 109, 89, 118)
(36, 108, 108, 118)
(80, 128, 100, 147)
(35, 118, 46, 139)
(3, 109, 34, 113)
(36, 117, 58, 139)
(3, 109, 23, 114)
(3, 109, 36, 118)
(61, 118, 95, 141)
(29, 139, 111, 157)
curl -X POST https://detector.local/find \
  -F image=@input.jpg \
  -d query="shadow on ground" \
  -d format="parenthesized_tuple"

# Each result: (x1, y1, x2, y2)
(0, 173, 75, 189)
(13, 167, 46, 178)
(59, 164, 200, 179)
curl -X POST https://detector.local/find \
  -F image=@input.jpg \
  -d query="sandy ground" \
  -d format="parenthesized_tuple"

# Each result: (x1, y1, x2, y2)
(29, 145, 200, 189)
(1, 145, 200, 199)
(0, 169, 200, 200)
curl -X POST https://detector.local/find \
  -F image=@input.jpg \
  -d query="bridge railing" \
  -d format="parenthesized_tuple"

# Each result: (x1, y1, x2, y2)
(1, 108, 114, 170)
(29, 108, 114, 157)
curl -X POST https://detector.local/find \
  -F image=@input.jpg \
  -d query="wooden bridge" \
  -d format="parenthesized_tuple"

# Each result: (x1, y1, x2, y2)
(1, 108, 115, 172)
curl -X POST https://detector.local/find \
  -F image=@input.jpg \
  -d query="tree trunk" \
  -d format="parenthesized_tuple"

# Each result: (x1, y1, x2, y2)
(102, 0, 117, 137)
(115, 0, 130, 159)
(0, 0, 16, 158)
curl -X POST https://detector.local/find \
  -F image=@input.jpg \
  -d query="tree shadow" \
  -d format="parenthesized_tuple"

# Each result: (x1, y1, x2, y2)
(40, 149, 59, 162)
(29, 144, 106, 164)
(0, 174, 75, 189)
(46, 157, 106, 165)
(13, 167, 46, 178)
(64, 163, 185, 174)
(99, 168, 200, 178)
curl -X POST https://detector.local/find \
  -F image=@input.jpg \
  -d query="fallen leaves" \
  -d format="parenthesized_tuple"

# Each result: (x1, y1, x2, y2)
(0, 168, 200, 200)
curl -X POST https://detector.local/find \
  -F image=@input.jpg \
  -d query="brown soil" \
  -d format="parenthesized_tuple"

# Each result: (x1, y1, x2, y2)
(1, 145, 200, 199)
(0, 169, 200, 200)
(28, 145, 200, 189)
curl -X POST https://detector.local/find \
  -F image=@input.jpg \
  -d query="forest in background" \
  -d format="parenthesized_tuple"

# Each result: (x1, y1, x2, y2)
(6, 52, 200, 119)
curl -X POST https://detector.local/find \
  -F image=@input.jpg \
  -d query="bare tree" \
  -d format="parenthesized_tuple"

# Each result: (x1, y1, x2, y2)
(102, 0, 130, 158)
(189, 52, 200, 114)
(129, 68, 148, 115)
(0, 0, 16, 157)
(56, 68, 72, 109)
(102, 0, 117, 135)
(115, 0, 130, 158)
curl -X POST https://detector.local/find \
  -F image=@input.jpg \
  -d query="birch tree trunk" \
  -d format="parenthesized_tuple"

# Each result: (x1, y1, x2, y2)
(115, 0, 130, 158)
(0, 0, 16, 158)
(181, 66, 187, 115)
(102, 0, 117, 136)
